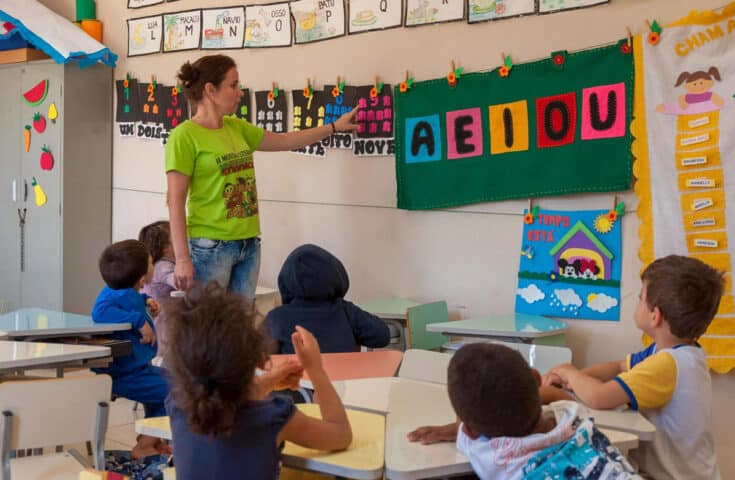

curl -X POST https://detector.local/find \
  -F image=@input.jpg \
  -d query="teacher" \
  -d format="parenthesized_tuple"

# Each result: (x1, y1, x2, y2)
(166, 54, 357, 299)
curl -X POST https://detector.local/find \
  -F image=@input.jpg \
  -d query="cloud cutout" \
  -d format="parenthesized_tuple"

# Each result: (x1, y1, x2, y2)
(587, 293, 619, 313)
(518, 284, 545, 304)
(554, 288, 582, 307)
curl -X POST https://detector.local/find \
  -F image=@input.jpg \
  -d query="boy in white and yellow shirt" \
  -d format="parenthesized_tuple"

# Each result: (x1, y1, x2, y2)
(548, 255, 724, 480)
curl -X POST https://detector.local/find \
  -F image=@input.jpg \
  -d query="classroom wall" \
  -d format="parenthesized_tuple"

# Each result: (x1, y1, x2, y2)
(39, 0, 734, 475)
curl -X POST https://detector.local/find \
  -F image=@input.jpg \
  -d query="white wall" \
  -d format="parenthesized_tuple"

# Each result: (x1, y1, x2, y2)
(40, 0, 735, 475)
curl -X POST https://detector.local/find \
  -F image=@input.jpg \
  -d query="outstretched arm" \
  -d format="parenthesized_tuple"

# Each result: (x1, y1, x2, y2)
(258, 107, 358, 152)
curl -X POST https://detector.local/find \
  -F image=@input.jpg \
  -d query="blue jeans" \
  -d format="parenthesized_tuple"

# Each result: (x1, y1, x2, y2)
(189, 237, 261, 300)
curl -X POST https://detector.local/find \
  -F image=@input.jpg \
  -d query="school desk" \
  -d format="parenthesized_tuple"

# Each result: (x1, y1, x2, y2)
(136, 404, 386, 480)
(0, 340, 111, 376)
(0, 308, 132, 341)
(269, 350, 404, 389)
(426, 313, 568, 345)
(588, 407, 657, 441)
(356, 298, 421, 351)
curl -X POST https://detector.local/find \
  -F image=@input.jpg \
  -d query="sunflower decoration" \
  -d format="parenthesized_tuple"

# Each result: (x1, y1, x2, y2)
(447, 63, 463, 87)
(302, 83, 313, 99)
(370, 81, 384, 99)
(594, 201, 625, 234)
(331, 80, 345, 98)
(647, 20, 662, 45)
(524, 205, 540, 225)
(498, 54, 513, 78)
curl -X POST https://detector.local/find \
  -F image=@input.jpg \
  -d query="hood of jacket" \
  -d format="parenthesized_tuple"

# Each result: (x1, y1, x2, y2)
(277, 244, 349, 304)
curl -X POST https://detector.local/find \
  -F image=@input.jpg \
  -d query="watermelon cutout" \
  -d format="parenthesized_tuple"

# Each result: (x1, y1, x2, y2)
(22, 79, 49, 106)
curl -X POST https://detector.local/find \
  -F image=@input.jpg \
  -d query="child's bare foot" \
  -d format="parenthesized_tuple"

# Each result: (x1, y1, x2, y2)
(132, 434, 170, 459)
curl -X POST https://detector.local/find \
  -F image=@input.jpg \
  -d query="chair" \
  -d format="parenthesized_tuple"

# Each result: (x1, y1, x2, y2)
(405, 301, 450, 351)
(443, 339, 572, 374)
(397, 349, 452, 384)
(0, 374, 112, 479)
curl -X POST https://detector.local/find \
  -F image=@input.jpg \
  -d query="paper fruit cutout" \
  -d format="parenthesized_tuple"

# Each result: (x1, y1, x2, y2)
(31, 177, 46, 206)
(48, 103, 58, 123)
(23, 125, 31, 152)
(32, 113, 46, 133)
(22, 79, 49, 106)
(40, 145, 54, 171)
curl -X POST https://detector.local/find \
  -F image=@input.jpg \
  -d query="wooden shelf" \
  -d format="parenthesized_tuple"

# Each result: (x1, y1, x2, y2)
(0, 48, 49, 65)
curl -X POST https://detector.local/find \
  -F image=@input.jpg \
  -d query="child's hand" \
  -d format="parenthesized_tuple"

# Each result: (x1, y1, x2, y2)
(291, 325, 322, 372)
(146, 298, 160, 318)
(542, 372, 564, 387)
(255, 359, 304, 397)
(407, 422, 459, 444)
(548, 363, 578, 386)
(139, 322, 156, 345)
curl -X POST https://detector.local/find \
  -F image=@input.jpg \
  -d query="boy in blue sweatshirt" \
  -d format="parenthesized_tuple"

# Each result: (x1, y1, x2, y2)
(92, 239, 169, 458)
(265, 244, 390, 353)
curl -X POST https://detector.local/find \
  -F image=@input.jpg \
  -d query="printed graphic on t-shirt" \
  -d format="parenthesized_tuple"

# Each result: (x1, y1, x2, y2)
(223, 176, 258, 219)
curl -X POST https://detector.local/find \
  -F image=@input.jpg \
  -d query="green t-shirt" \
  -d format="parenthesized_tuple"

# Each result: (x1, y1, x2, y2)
(165, 117, 265, 240)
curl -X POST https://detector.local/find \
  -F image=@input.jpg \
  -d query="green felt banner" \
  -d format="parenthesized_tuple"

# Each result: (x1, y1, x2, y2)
(394, 41, 634, 210)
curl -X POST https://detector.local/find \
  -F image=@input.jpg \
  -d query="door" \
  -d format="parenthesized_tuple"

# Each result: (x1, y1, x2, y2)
(19, 62, 63, 309)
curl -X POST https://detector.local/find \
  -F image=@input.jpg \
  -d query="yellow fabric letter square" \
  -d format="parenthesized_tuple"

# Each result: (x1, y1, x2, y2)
(489, 100, 529, 155)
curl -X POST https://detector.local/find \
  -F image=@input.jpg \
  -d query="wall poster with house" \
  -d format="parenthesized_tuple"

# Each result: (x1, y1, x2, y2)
(515, 207, 623, 321)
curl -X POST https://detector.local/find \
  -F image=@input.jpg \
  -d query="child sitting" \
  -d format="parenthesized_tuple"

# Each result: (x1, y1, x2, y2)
(447, 343, 639, 480)
(138, 220, 176, 354)
(92, 239, 170, 459)
(265, 243, 390, 353)
(164, 282, 352, 479)
(547, 255, 724, 480)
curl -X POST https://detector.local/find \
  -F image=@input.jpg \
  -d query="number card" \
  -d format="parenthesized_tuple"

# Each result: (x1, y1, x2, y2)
(291, 0, 346, 44)
(127, 15, 162, 56)
(244, 3, 293, 47)
(202, 7, 245, 49)
(163, 10, 202, 52)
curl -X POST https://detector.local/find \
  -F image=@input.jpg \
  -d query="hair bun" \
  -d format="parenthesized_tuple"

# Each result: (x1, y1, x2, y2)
(178, 61, 200, 88)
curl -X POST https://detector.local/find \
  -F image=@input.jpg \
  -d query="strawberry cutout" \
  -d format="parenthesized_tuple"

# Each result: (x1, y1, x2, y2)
(40, 145, 54, 171)
(32, 113, 46, 133)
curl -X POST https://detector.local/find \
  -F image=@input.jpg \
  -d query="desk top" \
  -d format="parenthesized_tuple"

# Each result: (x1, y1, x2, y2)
(136, 404, 386, 480)
(270, 351, 404, 389)
(426, 313, 568, 339)
(255, 286, 278, 296)
(355, 299, 420, 320)
(0, 340, 110, 372)
(588, 407, 656, 441)
(0, 308, 131, 339)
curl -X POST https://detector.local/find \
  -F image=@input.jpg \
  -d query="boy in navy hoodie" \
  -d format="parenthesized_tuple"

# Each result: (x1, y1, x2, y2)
(92, 239, 169, 458)
(265, 244, 390, 353)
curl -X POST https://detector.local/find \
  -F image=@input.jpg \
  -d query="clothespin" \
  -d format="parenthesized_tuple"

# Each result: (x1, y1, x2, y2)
(268, 82, 279, 100)
(332, 76, 345, 97)
(151, 74, 157, 89)
(371, 76, 383, 98)
(499, 52, 513, 77)
(620, 26, 633, 54)
(400, 70, 413, 93)
(646, 19, 662, 45)
(447, 60, 462, 87)
(524, 199, 537, 224)
(302, 77, 313, 98)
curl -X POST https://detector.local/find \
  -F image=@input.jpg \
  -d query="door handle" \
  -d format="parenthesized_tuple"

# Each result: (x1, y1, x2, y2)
(23, 179, 28, 202)
(12, 179, 16, 202)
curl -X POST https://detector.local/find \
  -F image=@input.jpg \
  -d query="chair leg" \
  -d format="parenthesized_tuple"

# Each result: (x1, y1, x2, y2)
(93, 402, 110, 470)
(1, 412, 13, 480)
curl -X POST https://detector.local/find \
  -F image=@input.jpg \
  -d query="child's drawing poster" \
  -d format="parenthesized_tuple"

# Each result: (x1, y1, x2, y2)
(291, 89, 327, 157)
(348, 0, 402, 34)
(202, 7, 245, 49)
(634, 6, 735, 373)
(244, 3, 293, 48)
(254, 90, 287, 133)
(538, 0, 608, 13)
(291, 0, 346, 44)
(404, 0, 464, 26)
(468, 0, 534, 23)
(127, 16, 162, 56)
(163, 10, 202, 52)
(515, 208, 622, 321)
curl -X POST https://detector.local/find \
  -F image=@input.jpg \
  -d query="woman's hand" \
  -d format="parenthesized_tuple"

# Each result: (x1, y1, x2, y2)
(333, 106, 359, 133)
(174, 258, 194, 290)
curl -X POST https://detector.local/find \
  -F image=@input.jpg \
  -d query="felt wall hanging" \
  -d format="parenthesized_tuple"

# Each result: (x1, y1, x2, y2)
(515, 207, 622, 321)
(201, 7, 245, 49)
(324, 83, 357, 149)
(244, 3, 293, 48)
(291, 88, 327, 157)
(632, 3, 735, 373)
(394, 42, 633, 210)
(255, 88, 288, 133)
(115, 76, 141, 123)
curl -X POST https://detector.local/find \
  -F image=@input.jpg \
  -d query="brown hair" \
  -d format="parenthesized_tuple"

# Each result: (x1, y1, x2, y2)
(138, 220, 170, 263)
(98, 240, 150, 290)
(642, 255, 725, 339)
(675, 67, 721, 87)
(448, 343, 541, 438)
(177, 54, 237, 103)
(164, 282, 264, 437)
